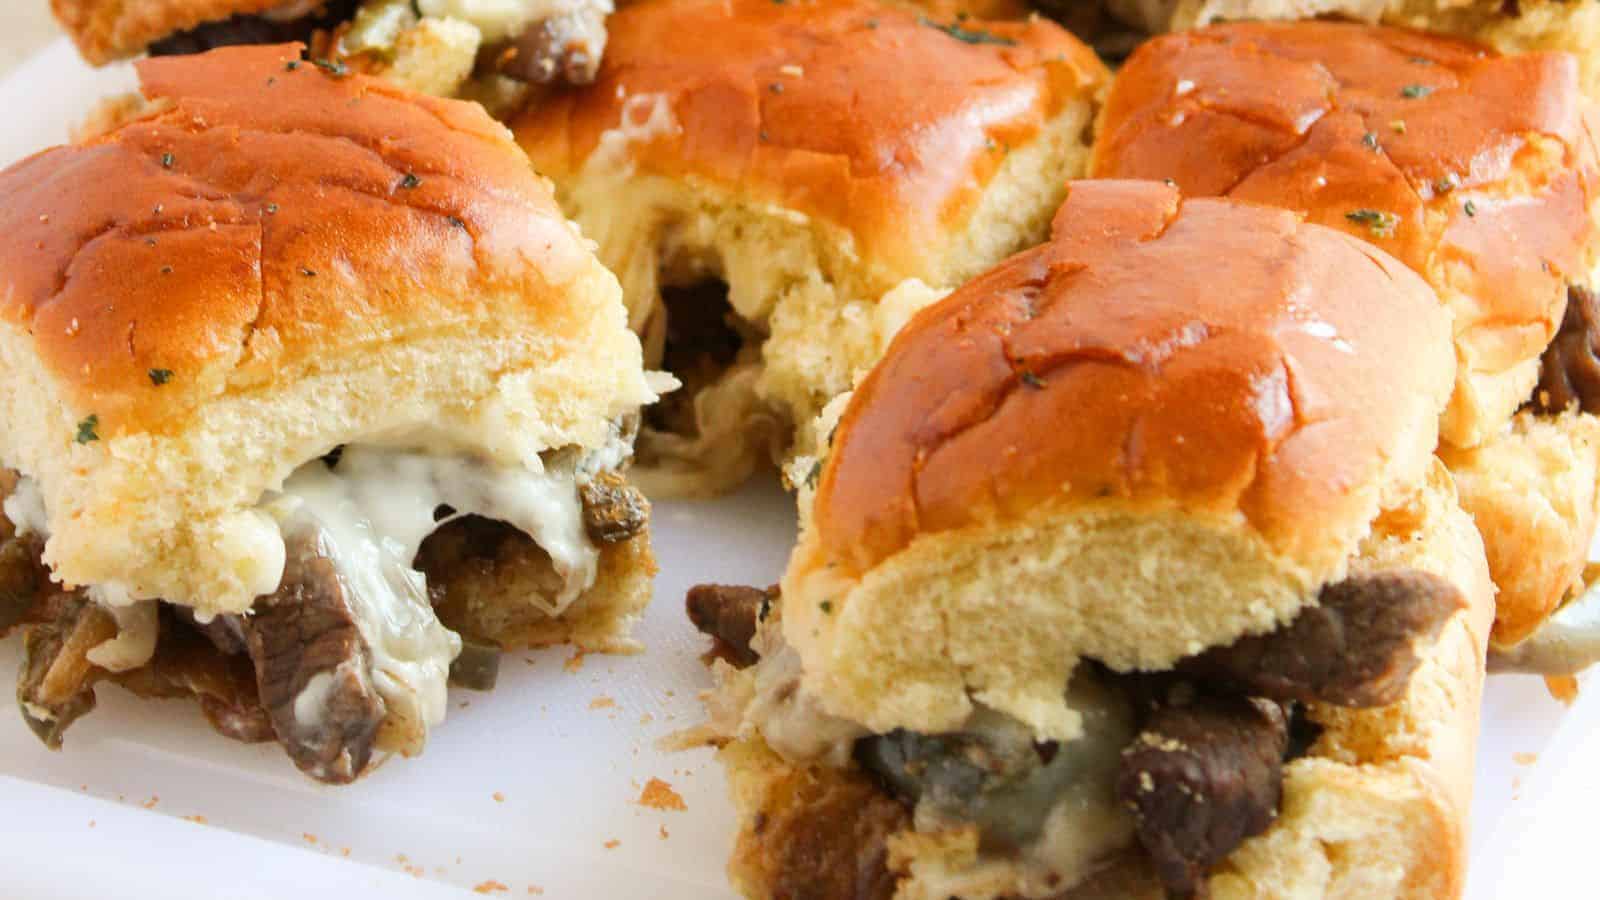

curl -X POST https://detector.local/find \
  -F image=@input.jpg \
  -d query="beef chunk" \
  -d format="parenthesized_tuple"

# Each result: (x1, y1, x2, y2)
(1532, 284, 1600, 415)
(1181, 568, 1462, 708)
(580, 471, 650, 544)
(240, 532, 384, 784)
(1117, 692, 1289, 898)
(478, 2, 609, 85)
(686, 583, 774, 668)
(17, 594, 116, 749)
(148, 1, 361, 56)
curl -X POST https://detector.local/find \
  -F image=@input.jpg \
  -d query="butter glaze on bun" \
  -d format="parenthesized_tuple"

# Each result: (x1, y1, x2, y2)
(785, 180, 1455, 738)
(1091, 22, 1600, 449)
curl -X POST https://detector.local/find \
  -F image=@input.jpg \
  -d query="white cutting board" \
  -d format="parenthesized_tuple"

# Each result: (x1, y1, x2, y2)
(0, 38, 1595, 900)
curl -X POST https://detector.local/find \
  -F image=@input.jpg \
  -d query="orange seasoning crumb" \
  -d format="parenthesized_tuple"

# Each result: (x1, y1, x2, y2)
(142, 796, 159, 809)
(564, 651, 587, 673)
(638, 778, 687, 812)
(604, 839, 621, 850)
(1513, 751, 1539, 766)
(304, 833, 319, 844)
(473, 880, 510, 894)
(528, 887, 545, 896)
(659, 825, 670, 840)
(1546, 675, 1580, 705)
(183, 815, 208, 825)
(493, 792, 506, 803)
(589, 696, 616, 710)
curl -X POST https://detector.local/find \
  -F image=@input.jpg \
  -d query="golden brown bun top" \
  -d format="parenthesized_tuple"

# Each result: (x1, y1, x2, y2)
(512, 0, 1108, 278)
(813, 180, 1455, 576)
(1092, 22, 1600, 379)
(0, 43, 590, 438)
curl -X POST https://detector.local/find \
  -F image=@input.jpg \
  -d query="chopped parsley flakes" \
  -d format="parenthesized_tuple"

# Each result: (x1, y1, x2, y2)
(75, 415, 99, 444)
(1345, 209, 1399, 238)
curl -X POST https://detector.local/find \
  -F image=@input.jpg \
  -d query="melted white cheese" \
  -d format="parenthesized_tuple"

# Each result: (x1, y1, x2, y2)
(271, 440, 622, 733)
(3, 477, 47, 538)
(417, 0, 605, 42)
(84, 598, 160, 673)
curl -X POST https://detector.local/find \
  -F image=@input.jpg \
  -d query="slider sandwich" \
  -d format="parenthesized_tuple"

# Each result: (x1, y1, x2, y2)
(512, 0, 1111, 494)
(690, 181, 1493, 899)
(51, 0, 613, 103)
(1074, 0, 1600, 97)
(1090, 22, 1600, 678)
(0, 44, 662, 783)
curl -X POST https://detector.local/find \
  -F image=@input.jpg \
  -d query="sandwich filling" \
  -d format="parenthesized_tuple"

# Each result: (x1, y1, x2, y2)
(148, 0, 613, 94)
(0, 426, 648, 783)
(691, 568, 1462, 898)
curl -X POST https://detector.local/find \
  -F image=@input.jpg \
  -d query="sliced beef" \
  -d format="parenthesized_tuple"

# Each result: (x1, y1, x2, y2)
(17, 594, 116, 749)
(240, 531, 384, 784)
(0, 531, 49, 637)
(148, 0, 361, 56)
(1531, 284, 1600, 415)
(580, 471, 650, 544)
(1117, 692, 1289, 898)
(686, 583, 774, 668)
(477, 2, 610, 85)
(115, 611, 275, 744)
(1181, 568, 1462, 708)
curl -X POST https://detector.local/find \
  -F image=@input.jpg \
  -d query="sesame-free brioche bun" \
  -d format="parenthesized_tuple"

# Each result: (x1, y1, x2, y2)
(0, 43, 658, 617)
(783, 180, 1455, 739)
(512, 0, 1110, 494)
(723, 458, 1493, 899)
(1090, 22, 1600, 449)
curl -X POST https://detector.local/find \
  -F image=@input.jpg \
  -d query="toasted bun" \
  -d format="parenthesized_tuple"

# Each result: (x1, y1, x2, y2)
(52, 0, 295, 64)
(1441, 410, 1600, 646)
(0, 44, 656, 615)
(722, 462, 1492, 899)
(1091, 22, 1600, 449)
(784, 181, 1455, 738)
(512, 0, 1109, 493)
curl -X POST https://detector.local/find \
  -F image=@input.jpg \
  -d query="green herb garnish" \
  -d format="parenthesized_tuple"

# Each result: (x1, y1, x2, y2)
(312, 58, 350, 78)
(264, 202, 279, 215)
(160, 153, 174, 169)
(1345, 209, 1399, 238)
(75, 415, 99, 444)
(1400, 84, 1433, 99)
(148, 369, 173, 386)
(819, 600, 834, 615)
(1464, 200, 1478, 217)
(1361, 132, 1379, 151)
(300, 267, 318, 277)
(805, 460, 822, 489)
(1020, 371, 1047, 389)
(285, 60, 300, 71)
(920, 17, 1015, 46)
(398, 173, 421, 190)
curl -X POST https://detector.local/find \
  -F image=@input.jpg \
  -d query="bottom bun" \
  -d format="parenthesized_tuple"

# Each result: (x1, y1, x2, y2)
(712, 461, 1491, 899)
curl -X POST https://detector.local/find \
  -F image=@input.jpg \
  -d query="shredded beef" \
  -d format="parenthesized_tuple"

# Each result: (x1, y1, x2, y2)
(580, 471, 650, 544)
(477, 2, 610, 85)
(148, 1, 361, 57)
(1531, 284, 1600, 415)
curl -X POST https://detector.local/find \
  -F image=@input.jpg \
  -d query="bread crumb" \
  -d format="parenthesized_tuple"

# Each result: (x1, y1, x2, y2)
(659, 825, 670, 840)
(589, 696, 616, 710)
(142, 796, 159, 809)
(342, 848, 352, 858)
(564, 651, 587, 673)
(1546, 675, 1580, 705)
(639, 712, 654, 725)
(604, 839, 621, 849)
(88, 820, 95, 828)
(395, 853, 408, 863)
(473, 880, 510, 894)
(304, 833, 318, 844)
(183, 815, 208, 825)
(528, 887, 545, 896)
(1513, 751, 1539, 766)
(638, 778, 687, 812)
(493, 792, 506, 803)
(406, 865, 424, 878)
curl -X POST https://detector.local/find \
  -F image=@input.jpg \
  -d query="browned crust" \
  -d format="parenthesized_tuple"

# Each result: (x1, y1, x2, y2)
(1090, 22, 1600, 446)
(814, 180, 1452, 576)
(51, 0, 287, 64)
(0, 43, 588, 438)
(511, 0, 1109, 282)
